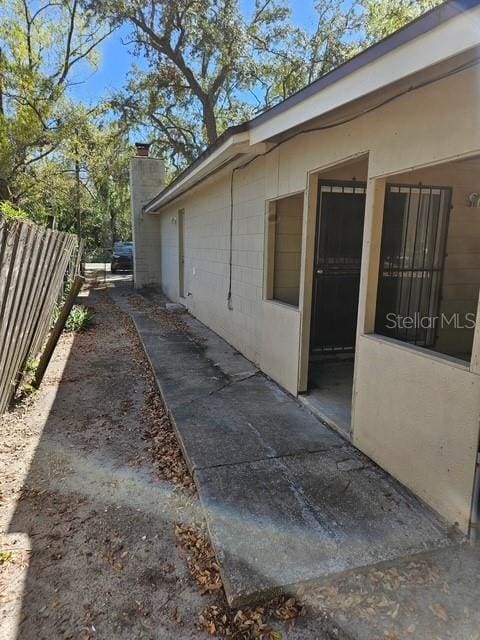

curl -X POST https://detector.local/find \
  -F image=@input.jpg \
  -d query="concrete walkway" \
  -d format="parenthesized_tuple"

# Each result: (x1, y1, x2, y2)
(109, 284, 465, 615)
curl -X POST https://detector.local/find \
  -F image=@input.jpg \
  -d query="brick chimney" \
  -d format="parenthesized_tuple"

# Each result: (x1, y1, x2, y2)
(135, 142, 151, 157)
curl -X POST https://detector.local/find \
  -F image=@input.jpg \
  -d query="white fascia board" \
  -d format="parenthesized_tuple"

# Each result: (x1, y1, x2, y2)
(250, 5, 480, 144)
(145, 130, 250, 212)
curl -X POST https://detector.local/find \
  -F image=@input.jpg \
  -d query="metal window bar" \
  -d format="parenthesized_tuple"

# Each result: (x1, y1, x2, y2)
(375, 184, 451, 348)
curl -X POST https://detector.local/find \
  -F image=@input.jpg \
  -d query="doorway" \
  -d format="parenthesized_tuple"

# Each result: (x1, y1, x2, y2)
(311, 181, 366, 354)
(178, 209, 185, 298)
(305, 180, 366, 436)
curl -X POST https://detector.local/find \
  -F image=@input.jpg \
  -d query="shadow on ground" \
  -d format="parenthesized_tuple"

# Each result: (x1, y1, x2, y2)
(3, 283, 205, 639)
(3, 279, 480, 640)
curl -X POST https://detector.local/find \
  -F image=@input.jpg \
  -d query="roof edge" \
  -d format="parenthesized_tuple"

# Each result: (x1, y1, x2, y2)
(249, 0, 479, 129)
(143, 0, 480, 211)
(144, 128, 250, 212)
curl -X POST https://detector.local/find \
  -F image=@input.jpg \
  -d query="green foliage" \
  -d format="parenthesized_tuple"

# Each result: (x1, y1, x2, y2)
(0, 0, 111, 203)
(0, 201, 28, 220)
(361, 0, 442, 42)
(22, 114, 134, 254)
(63, 304, 95, 332)
(24, 357, 39, 376)
(0, 3, 132, 252)
(20, 356, 40, 394)
(101, 0, 295, 170)
(94, 0, 439, 176)
(93, 0, 367, 172)
(0, 0, 442, 246)
(52, 279, 94, 333)
(52, 296, 95, 333)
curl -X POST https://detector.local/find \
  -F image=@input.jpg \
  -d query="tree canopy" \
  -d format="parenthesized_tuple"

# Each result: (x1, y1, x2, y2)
(0, 0, 442, 249)
(0, 0, 132, 253)
(0, 0, 113, 201)
(90, 0, 440, 173)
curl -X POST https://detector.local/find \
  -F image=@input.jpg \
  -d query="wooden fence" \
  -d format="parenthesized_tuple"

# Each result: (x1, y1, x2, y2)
(0, 215, 81, 414)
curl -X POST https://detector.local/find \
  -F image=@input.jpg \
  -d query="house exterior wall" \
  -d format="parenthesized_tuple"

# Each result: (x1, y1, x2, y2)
(158, 209, 180, 301)
(159, 159, 266, 364)
(154, 64, 480, 532)
(353, 336, 480, 530)
(351, 161, 480, 535)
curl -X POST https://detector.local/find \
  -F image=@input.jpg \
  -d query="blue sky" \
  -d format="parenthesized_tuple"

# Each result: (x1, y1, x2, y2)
(69, 1, 320, 105)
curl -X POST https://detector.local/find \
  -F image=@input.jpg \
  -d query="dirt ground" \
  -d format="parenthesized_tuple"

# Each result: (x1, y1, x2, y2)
(3, 272, 478, 640)
(0, 282, 217, 640)
(1, 279, 320, 640)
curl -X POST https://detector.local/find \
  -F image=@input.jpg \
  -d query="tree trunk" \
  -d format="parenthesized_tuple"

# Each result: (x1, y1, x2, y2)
(74, 143, 81, 238)
(202, 97, 218, 145)
(0, 47, 4, 117)
(109, 199, 117, 244)
(0, 177, 9, 203)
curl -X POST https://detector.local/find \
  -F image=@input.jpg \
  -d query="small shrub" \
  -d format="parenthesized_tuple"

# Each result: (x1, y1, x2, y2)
(20, 356, 40, 394)
(52, 280, 94, 333)
(64, 305, 94, 332)
(0, 201, 29, 220)
(24, 357, 39, 376)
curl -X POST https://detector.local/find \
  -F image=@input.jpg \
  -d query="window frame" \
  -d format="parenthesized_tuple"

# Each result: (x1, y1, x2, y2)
(375, 183, 452, 348)
(264, 191, 305, 308)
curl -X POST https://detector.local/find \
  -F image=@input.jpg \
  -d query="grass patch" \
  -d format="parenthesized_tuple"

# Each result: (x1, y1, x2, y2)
(63, 304, 94, 333)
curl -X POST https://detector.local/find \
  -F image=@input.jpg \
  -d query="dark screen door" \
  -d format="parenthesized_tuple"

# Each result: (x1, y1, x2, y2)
(310, 183, 366, 353)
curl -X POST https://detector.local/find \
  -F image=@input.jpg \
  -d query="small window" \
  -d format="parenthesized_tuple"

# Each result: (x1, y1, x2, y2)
(375, 185, 451, 346)
(265, 193, 304, 306)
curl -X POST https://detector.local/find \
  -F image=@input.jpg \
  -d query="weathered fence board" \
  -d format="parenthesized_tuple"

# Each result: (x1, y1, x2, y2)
(0, 216, 79, 414)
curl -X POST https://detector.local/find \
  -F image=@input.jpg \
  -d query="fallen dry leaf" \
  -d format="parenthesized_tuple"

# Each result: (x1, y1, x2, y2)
(429, 603, 448, 623)
(142, 370, 195, 494)
(175, 523, 222, 594)
(198, 596, 304, 640)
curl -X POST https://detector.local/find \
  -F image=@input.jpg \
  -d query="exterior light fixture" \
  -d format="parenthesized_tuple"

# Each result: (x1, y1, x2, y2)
(468, 192, 480, 207)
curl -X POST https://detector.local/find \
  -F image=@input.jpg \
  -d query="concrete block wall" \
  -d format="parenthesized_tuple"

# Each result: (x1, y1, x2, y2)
(156, 66, 480, 381)
(130, 155, 165, 288)
(158, 210, 180, 301)
(160, 159, 267, 365)
(150, 64, 480, 532)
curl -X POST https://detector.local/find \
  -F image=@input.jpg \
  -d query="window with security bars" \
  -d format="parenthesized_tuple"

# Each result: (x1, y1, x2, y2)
(375, 185, 451, 347)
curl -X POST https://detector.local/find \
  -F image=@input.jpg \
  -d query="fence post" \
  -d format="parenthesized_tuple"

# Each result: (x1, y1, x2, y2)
(32, 275, 84, 389)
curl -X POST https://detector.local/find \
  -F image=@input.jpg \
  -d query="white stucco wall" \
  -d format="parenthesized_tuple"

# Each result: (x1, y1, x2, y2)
(353, 335, 480, 532)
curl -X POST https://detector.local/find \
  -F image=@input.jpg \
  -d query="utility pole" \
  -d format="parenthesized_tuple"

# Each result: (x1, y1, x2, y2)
(0, 47, 4, 117)
(0, 47, 8, 202)
(73, 129, 84, 275)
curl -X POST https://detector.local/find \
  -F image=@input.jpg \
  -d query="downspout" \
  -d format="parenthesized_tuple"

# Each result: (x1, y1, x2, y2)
(470, 448, 480, 542)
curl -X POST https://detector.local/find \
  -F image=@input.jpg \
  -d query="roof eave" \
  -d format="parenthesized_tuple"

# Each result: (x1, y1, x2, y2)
(143, 0, 480, 212)
(144, 129, 251, 213)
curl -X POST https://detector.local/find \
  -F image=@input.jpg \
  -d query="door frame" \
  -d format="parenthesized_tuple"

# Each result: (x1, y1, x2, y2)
(310, 179, 367, 358)
(298, 155, 370, 394)
(178, 208, 185, 299)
